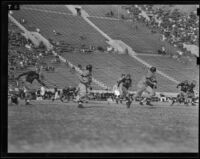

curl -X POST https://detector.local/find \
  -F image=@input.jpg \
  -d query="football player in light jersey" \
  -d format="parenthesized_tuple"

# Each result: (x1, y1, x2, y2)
(133, 67, 157, 106)
(76, 64, 92, 108)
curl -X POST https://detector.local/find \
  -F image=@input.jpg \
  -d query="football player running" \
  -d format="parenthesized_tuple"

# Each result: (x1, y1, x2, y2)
(117, 74, 133, 108)
(16, 67, 47, 105)
(186, 80, 197, 106)
(76, 64, 92, 108)
(115, 74, 126, 104)
(170, 80, 189, 106)
(133, 67, 157, 106)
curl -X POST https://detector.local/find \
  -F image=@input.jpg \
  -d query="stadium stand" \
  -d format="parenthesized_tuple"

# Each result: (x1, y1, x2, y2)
(10, 5, 198, 94)
(124, 5, 199, 55)
(12, 9, 108, 49)
(8, 19, 102, 92)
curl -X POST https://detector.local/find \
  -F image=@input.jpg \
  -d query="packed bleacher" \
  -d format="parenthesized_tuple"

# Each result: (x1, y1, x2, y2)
(124, 5, 199, 56)
(8, 20, 43, 79)
(8, 6, 199, 105)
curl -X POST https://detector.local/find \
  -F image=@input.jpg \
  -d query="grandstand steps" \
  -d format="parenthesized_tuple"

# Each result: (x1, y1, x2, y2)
(10, 6, 199, 93)
(21, 5, 72, 14)
(12, 9, 108, 49)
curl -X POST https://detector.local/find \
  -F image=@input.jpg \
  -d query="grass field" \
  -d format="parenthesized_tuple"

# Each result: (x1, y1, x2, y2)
(8, 100, 198, 152)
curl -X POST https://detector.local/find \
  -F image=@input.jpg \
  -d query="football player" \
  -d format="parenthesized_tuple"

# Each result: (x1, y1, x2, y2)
(186, 80, 197, 106)
(16, 67, 47, 105)
(76, 64, 92, 108)
(171, 80, 189, 106)
(116, 74, 126, 104)
(117, 74, 133, 108)
(133, 67, 157, 106)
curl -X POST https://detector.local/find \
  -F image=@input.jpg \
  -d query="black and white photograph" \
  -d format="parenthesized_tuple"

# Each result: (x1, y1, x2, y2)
(5, 3, 199, 153)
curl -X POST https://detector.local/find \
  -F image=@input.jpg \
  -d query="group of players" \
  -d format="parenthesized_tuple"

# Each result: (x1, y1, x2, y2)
(114, 66, 157, 108)
(171, 80, 197, 106)
(10, 62, 197, 108)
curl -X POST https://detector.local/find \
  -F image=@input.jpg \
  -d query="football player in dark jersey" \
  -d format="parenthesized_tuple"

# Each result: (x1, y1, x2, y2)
(118, 74, 132, 108)
(186, 80, 197, 106)
(16, 67, 47, 105)
(171, 80, 189, 106)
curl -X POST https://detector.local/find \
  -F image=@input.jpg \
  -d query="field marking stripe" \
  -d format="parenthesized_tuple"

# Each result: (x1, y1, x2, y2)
(70, 6, 180, 84)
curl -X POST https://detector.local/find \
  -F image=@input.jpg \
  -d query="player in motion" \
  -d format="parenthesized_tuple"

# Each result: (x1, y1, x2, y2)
(16, 67, 47, 105)
(133, 67, 157, 106)
(186, 80, 197, 106)
(114, 74, 126, 104)
(171, 80, 189, 106)
(117, 74, 133, 108)
(76, 64, 92, 108)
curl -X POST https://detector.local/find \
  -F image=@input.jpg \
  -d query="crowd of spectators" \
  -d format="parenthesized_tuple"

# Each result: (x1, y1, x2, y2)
(10, 85, 181, 104)
(8, 20, 57, 82)
(124, 5, 199, 56)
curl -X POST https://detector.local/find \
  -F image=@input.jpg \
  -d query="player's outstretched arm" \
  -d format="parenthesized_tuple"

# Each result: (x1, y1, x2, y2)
(16, 71, 31, 80)
(117, 78, 123, 87)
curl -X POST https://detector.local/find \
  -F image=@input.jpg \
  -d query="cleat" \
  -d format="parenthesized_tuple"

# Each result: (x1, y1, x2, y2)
(146, 101, 153, 106)
(116, 100, 119, 104)
(126, 100, 132, 108)
(25, 102, 31, 105)
(184, 102, 189, 106)
(170, 100, 175, 106)
(191, 103, 196, 106)
(78, 102, 84, 108)
(139, 101, 144, 105)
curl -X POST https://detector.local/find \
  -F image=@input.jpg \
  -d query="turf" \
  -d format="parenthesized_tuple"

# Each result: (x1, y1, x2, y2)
(8, 100, 198, 152)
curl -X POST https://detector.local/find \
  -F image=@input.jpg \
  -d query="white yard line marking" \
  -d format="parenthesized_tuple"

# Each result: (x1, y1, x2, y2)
(66, 5, 180, 84)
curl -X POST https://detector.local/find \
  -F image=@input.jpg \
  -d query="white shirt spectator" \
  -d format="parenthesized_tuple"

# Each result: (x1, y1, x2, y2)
(54, 91, 60, 99)
(25, 44, 31, 50)
(107, 46, 113, 52)
(36, 28, 40, 33)
(40, 86, 46, 96)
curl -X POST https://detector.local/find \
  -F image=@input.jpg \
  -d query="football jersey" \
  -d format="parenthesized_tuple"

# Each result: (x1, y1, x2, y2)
(26, 71, 40, 83)
(187, 83, 195, 93)
(139, 70, 156, 85)
(79, 70, 92, 85)
(122, 78, 132, 89)
(177, 82, 188, 92)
